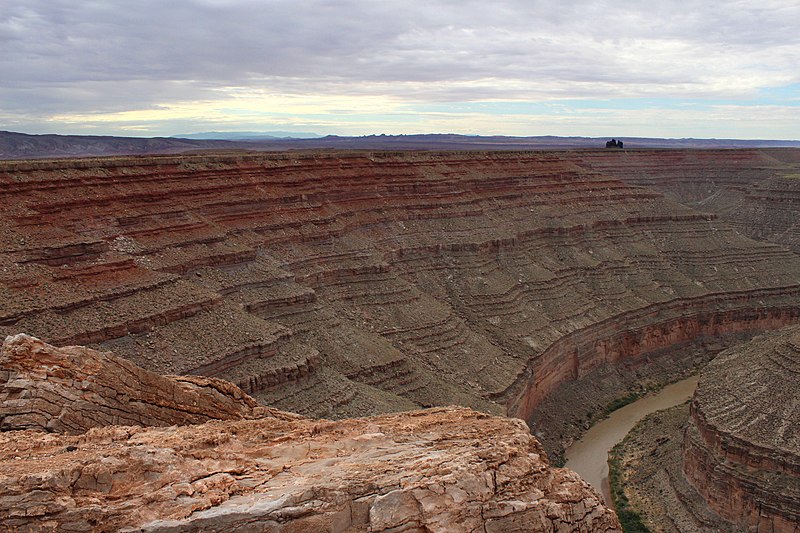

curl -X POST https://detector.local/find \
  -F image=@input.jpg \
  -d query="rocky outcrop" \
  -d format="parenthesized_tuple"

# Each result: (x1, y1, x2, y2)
(0, 336, 621, 532)
(683, 326, 800, 532)
(1, 150, 799, 434)
(0, 410, 621, 532)
(0, 334, 278, 433)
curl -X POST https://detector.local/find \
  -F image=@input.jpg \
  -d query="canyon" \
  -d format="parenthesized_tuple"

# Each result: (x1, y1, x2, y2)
(609, 326, 800, 532)
(0, 148, 799, 529)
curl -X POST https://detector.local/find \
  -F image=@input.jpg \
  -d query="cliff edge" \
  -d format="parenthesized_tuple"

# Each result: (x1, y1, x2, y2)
(0, 335, 621, 532)
(683, 326, 800, 532)
(0, 333, 289, 433)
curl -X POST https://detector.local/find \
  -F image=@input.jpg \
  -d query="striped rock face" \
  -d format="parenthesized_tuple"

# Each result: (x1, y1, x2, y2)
(683, 326, 800, 533)
(1, 151, 799, 433)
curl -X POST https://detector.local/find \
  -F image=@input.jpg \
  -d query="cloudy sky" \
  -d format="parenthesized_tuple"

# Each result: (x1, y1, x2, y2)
(2, 0, 799, 138)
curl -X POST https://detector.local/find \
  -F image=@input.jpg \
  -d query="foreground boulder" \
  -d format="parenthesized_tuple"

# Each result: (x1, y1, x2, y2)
(0, 336, 621, 531)
(0, 334, 291, 433)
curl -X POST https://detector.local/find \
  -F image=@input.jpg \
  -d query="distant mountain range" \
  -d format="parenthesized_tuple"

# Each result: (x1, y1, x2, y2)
(172, 131, 324, 140)
(0, 131, 240, 160)
(1, 130, 799, 160)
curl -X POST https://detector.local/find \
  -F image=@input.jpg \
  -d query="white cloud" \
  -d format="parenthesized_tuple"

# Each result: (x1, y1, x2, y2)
(2, 0, 799, 137)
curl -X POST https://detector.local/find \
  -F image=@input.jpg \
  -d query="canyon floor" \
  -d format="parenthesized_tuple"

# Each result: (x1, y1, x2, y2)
(610, 403, 732, 532)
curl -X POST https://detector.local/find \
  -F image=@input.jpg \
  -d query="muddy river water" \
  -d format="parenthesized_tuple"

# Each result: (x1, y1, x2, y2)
(564, 375, 699, 503)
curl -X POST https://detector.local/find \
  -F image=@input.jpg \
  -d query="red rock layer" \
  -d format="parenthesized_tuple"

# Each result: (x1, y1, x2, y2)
(0, 334, 281, 434)
(683, 326, 800, 532)
(0, 151, 798, 423)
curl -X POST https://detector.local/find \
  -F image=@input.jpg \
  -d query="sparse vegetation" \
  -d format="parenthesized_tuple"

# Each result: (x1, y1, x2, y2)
(551, 449, 566, 467)
(608, 442, 651, 532)
(602, 390, 646, 417)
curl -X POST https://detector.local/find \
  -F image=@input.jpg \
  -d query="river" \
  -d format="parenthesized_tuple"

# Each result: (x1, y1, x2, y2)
(564, 375, 699, 504)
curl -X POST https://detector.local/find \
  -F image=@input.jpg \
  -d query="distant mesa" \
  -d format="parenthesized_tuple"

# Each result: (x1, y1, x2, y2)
(172, 130, 324, 141)
(606, 138, 624, 149)
(4, 129, 800, 159)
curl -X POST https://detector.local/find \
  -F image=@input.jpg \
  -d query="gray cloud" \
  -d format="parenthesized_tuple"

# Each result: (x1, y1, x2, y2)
(1, 0, 798, 135)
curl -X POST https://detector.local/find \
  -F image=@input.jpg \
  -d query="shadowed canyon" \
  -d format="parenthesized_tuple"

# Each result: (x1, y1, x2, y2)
(1, 148, 799, 531)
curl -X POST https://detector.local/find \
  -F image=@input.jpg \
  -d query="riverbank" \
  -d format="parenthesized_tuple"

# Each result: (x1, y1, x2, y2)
(530, 337, 728, 460)
(564, 375, 699, 503)
(609, 403, 733, 532)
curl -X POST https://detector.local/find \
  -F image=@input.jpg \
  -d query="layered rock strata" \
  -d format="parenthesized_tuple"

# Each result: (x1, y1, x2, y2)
(0, 334, 279, 433)
(572, 148, 800, 253)
(1, 151, 799, 442)
(683, 326, 800, 532)
(608, 403, 735, 532)
(0, 336, 621, 532)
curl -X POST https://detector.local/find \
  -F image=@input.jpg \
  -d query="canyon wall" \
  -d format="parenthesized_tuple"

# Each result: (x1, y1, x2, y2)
(572, 148, 800, 253)
(1, 150, 799, 443)
(683, 326, 800, 532)
(0, 335, 620, 532)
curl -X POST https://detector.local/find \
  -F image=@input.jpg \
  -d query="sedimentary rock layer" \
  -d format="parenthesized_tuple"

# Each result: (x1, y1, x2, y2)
(608, 403, 733, 533)
(1, 151, 799, 433)
(683, 326, 800, 532)
(0, 334, 279, 433)
(0, 337, 621, 532)
(572, 148, 800, 253)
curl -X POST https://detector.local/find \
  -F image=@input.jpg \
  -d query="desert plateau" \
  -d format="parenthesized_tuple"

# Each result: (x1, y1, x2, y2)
(7, 0, 800, 529)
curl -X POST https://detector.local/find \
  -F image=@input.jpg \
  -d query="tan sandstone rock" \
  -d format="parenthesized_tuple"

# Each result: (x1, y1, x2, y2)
(0, 407, 620, 532)
(0, 334, 294, 433)
(0, 336, 620, 532)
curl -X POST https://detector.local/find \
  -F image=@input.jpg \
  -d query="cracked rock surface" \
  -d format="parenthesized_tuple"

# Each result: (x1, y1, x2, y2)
(0, 336, 620, 532)
(0, 334, 291, 434)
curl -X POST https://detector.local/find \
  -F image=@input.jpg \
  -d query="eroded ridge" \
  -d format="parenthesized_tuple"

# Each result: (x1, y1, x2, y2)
(571, 148, 800, 253)
(0, 334, 284, 433)
(0, 336, 621, 532)
(1, 151, 799, 424)
(683, 326, 800, 532)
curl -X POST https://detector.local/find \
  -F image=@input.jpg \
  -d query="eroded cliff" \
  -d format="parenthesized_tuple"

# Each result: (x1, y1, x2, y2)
(573, 148, 800, 253)
(0, 333, 287, 433)
(1, 150, 799, 452)
(683, 326, 800, 532)
(0, 336, 621, 532)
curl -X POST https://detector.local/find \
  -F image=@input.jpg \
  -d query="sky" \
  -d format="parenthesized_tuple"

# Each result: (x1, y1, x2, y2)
(2, 0, 799, 139)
